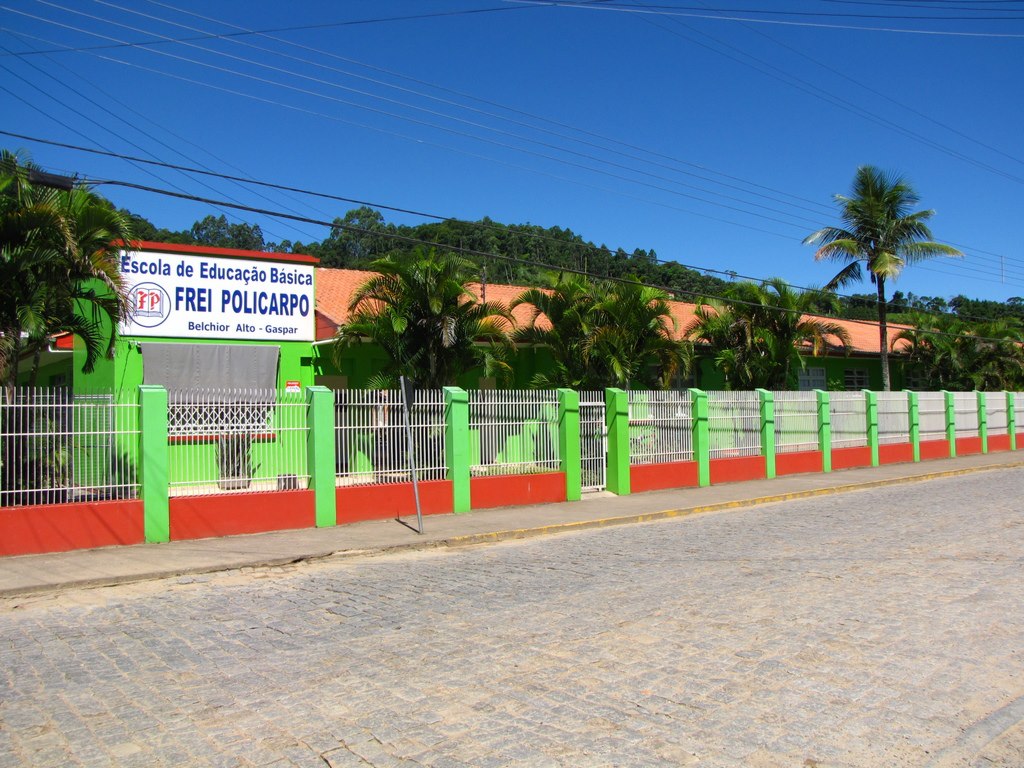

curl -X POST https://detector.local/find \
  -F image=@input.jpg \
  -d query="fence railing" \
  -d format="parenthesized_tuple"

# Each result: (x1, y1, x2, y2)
(773, 391, 817, 454)
(918, 392, 947, 441)
(468, 389, 560, 476)
(877, 392, 911, 445)
(953, 392, 979, 438)
(1, 388, 139, 507)
(830, 392, 868, 449)
(333, 388, 446, 486)
(628, 390, 693, 464)
(4, 385, 1023, 513)
(707, 390, 760, 458)
(167, 388, 308, 497)
(987, 394, 1008, 435)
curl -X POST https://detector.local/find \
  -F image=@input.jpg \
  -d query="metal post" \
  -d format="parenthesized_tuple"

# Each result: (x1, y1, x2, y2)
(399, 377, 423, 534)
(1007, 391, 1017, 451)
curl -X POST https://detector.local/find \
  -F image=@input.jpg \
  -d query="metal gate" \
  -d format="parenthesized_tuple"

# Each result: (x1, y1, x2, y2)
(579, 391, 607, 492)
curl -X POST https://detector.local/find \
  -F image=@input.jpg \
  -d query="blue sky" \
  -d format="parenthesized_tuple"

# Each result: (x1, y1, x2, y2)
(3, 0, 1023, 303)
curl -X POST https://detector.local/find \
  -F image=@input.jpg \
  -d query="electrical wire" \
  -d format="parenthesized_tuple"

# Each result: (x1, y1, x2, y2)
(67, 172, 1024, 343)
(6, 128, 1021, 322)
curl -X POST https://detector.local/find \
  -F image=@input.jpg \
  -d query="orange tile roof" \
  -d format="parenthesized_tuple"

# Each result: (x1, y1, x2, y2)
(315, 267, 908, 355)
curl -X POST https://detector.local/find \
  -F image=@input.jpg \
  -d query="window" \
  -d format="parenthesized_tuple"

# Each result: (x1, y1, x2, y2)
(798, 367, 826, 391)
(844, 368, 870, 390)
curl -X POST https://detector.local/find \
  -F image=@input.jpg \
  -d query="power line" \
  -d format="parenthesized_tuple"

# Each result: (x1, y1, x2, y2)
(6, 128, 1018, 322)
(510, 0, 1024, 37)
(11, 1, 826, 230)
(0, 4, 528, 57)
(68, 173, 1023, 342)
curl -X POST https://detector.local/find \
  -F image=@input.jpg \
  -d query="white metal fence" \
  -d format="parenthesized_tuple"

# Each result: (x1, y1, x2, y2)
(628, 390, 693, 464)
(167, 389, 308, 497)
(830, 392, 868, 448)
(876, 392, 911, 445)
(0, 388, 139, 507)
(468, 389, 560, 476)
(773, 391, 818, 454)
(987, 394, 1008, 435)
(953, 392, 979, 438)
(333, 389, 446, 486)
(707, 391, 760, 458)
(578, 391, 607, 491)
(918, 392, 947, 441)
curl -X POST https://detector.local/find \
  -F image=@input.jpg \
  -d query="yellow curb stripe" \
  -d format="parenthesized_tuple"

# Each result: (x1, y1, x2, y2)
(419, 460, 1024, 552)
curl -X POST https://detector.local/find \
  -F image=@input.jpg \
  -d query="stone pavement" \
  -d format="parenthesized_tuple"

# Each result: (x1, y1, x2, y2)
(0, 452, 1021, 597)
(0, 467, 1022, 767)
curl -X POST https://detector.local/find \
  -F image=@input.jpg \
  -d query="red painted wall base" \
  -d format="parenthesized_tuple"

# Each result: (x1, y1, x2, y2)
(709, 455, 765, 485)
(988, 434, 1011, 452)
(776, 451, 822, 477)
(470, 472, 566, 510)
(956, 436, 982, 456)
(920, 439, 951, 461)
(879, 443, 914, 465)
(336, 480, 453, 524)
(0, 500, 144, 556)
(170, 490, 315, 540)
(630, 461, 700, 493)
(832, 446, 872, 470)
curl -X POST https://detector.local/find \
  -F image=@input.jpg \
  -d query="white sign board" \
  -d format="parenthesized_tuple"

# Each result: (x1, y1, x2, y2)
(119, 249, 315, 341)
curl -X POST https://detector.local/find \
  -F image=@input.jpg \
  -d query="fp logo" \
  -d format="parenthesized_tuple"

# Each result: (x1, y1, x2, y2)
(129, 282, 171, 328)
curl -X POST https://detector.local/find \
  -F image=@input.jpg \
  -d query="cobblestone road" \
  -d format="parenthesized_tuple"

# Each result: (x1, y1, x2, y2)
(2, 470, 1023, 768)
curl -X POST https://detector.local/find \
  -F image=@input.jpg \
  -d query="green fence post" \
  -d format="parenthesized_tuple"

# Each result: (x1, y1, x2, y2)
(138, 385, 169, 543)
(864, 389, 879, 467)
(815, 389, 831, 473)
(558, 389, 582, 502)
(943, 390, 957, 458)
(1007, 392, 1017, 451)
(757, 389, 775, 479)
(906, 390, 920, 462)
(444, 387, 471, 513)
(690, 388, 711, 487)
(977, 391, 988, 454)
(605, 388, 631, 496)
(306, 386, 337, 527)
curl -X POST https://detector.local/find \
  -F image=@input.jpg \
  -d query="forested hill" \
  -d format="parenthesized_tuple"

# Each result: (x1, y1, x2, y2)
(124, 206, 730, 301)
(125, 205, 1023, 323)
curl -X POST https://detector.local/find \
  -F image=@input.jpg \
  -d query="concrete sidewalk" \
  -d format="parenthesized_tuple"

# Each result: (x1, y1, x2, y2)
(2, 452, 1021, 598)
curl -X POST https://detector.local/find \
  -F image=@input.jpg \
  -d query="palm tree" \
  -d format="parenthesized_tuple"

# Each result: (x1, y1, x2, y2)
(686, 278, 852, 390)
(333, 248, 513, 388)
(804, 165, 961, 391)
(0, 150, 134, 390)
(894, 314, 1024, 391)
(586, 278, 690, 390)
(510, 273, 595, 389)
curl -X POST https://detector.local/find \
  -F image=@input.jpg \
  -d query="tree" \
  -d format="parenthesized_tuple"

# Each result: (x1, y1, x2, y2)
(0, 150, 134, 390)
(804, 166, 961, 391)
(510, 273, 596, 389)
(586, 279, 690, 390)
(511, 275, 689, 390)
(893, 314, 1024, 391)
(332, 248, 513, 388)
(189, 214, 265, 251)
(685, 278, 852, 390)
